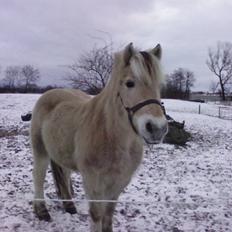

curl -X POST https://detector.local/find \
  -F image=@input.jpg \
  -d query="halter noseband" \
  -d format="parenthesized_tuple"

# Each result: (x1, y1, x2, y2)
(118, 93, 164, 135)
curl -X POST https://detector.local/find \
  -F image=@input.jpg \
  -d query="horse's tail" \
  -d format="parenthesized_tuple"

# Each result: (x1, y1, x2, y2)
(50, 160, 76, 214)
(50, 160, 63, 198)
(50, 160, 71, 197)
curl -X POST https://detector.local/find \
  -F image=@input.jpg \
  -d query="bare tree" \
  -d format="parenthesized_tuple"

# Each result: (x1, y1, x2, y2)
(206, 41, 232, 101)
(66, 44, 113, 94)
(3, 66, 21, 90)
(185, 69, 195, 95)
(20, 65, 40, 92)
(165, 68, 195, 99)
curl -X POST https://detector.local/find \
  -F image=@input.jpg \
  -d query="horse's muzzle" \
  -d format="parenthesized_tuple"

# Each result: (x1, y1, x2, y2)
(142, 120, 168, 144)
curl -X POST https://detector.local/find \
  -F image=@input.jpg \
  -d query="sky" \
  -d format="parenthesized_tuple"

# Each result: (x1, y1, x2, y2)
(0, 0, 232, 91)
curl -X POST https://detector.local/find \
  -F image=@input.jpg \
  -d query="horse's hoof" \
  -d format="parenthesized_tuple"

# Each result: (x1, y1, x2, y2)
(37, 212, 52, 221)
(102, 227, 113, 232)
(64, 201, 77, 214)
(65, 206, 77, 214)
(34, 203, 51, 221)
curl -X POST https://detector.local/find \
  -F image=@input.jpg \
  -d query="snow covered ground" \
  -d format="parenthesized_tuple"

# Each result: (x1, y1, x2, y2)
(163, 99, 232, 120)
(0, 94, 232, 232)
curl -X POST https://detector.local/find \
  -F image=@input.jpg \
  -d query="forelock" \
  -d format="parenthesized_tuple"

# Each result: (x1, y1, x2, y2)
(139, 51, 152, 75)
(130, 50, 164, 85)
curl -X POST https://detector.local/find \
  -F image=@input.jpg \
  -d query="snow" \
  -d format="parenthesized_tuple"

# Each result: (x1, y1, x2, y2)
(0, 94, 232, 231)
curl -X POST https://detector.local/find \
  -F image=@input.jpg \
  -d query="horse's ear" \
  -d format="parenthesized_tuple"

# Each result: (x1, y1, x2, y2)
(151, 44, 162, 60)
(124, 42, 134, 65)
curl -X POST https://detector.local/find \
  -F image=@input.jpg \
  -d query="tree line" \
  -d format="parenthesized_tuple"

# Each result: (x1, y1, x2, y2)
(1, 41, 232, 100)
(0, 65, 42, 93)
(163, 68, 195, 99)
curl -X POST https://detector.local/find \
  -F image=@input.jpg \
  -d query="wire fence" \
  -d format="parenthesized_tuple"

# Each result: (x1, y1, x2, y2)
(164, 102, 232, 120)
(3, 192, 232, 206)
(198, 104, 232, 120)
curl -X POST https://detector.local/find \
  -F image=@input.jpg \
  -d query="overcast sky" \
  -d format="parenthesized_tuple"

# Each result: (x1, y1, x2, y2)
(0, 0, 232, 90)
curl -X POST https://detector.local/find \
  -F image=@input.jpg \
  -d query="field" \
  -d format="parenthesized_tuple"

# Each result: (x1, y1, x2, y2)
(0, 94, 232, 232)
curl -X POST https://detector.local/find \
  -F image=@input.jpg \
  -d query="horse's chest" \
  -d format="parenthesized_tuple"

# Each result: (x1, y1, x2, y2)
(101, 151, 143, 196)
(84, 144, 142, 173)
(79, 143, 143, 198)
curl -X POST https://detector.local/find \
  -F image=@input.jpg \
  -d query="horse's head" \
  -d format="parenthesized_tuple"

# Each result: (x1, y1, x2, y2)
(115, 43, 168, 144)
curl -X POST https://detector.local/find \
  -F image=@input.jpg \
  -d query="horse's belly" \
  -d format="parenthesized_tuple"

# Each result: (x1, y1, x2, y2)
(42, 124, 78, 170)
(45, 142, 78, 170)
(52, 148, 76, 168)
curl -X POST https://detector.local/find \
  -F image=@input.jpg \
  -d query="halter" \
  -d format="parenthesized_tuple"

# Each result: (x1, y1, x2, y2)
(117, 93, 164, 135)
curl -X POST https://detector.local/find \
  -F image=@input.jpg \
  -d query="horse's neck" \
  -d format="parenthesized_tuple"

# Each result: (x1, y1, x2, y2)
(93, 87, 133, 139)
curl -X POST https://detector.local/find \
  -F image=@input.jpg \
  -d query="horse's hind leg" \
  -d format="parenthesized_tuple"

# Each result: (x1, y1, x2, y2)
(33, 153, 51, 221)
(50, 160, 77, 214)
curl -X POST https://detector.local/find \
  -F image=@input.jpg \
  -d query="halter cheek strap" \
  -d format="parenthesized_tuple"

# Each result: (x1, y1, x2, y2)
(117, 93, 164, 135)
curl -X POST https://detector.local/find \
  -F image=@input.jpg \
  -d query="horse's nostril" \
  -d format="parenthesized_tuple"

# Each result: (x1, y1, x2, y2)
(146, 122, 153, 134)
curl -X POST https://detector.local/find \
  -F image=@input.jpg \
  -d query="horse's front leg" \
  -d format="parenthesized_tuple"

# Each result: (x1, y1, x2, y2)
(83, 174, 120, 231)
(89, 201, 104, 232)
(102, 201, 117, 232)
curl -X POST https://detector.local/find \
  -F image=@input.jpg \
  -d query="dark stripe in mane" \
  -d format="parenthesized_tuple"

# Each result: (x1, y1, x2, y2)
(140, 51, 152, 74)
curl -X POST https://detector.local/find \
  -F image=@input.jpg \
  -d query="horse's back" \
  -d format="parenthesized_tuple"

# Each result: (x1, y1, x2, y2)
(31, 89, 90, 143)
(33, 88, 90, 117)
(31, 88, 91, 133)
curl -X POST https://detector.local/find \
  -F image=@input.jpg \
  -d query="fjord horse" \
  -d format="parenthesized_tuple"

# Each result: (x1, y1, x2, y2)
(31, 43, 168, 232)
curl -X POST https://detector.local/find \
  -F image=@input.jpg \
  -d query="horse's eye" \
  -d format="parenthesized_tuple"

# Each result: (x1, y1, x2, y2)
(126, 80, 135, 88)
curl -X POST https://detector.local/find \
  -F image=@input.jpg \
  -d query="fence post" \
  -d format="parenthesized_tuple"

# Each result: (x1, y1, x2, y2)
(198, 104, 201, 114)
